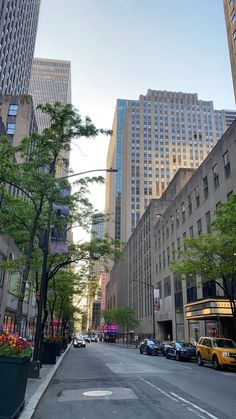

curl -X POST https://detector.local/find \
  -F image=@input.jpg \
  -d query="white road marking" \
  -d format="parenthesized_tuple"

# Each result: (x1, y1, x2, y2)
(171, 393, 219, 419)
(139, 377, 219, 419)
(139, 377, 180, 402)
(173, 363, 192, 370)
(187, 406, 207, 419)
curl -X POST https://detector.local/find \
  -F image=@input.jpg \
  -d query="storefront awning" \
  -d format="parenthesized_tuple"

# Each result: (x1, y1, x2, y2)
(185, 298, 233, 320)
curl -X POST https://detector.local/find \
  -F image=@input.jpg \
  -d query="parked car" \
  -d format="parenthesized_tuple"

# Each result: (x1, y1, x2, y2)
(91, 335, 98, 342)
(162, 341, 172, 356)
(83, 335, 91, 343)
(196, 337, 236, 370)
(73, 336, 86, 348)
(165, 341, 196, 361)
(140, 339, 164, 356)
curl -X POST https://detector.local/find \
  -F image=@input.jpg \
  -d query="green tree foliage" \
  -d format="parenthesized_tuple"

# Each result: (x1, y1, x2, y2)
(103, 307, 139, 341)
(171, 196, 236, 338)
(0, 102, 115, 333)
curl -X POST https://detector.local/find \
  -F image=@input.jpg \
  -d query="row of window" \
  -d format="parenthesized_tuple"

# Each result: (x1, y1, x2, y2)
(167, 151, 231, 232)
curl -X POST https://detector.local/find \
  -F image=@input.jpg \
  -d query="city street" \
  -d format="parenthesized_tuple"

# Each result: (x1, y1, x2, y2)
(33, 342, 236, 419)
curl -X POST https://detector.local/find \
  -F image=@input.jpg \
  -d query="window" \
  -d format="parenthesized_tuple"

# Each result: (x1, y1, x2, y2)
(212, 164, 219, 189)
(233, 22, 236, 36)
(227, 191, 233, 201)
(188, 194, 192, 215)
(6, 123, 15, 135)
(203, 176, 208, 199)
(186, 274, 197, 303)
(172, 242, 175, 260)
(8, 104, 18, 116)
(163, 251, 166, 269)
(195, 186, 200, 208)
(202, 281, 216, 298)
(171, 214, 174, 233)
(223, 151, 231, 178)
(167, 247, 170, 265)
(164, 276, 171, 297)
(0, 253, 5, 287)
(197, 218, 202, 235)
(189, 226, 194, 237)
(181, 202, 185, 223)
(176, 209, 180, 227)
(231, 10, 236, 24)
(206, 211, 211, 233)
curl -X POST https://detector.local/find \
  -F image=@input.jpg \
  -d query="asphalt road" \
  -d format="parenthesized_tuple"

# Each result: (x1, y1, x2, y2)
(33, 342, 236, 419)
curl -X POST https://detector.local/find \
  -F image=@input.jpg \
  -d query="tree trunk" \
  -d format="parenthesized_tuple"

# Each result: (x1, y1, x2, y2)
(15, 204, 43, 334)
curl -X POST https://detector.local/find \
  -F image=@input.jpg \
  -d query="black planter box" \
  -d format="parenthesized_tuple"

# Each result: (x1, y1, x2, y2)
(41, 342, 57, 364)
(55, 341, 61, 356)
(0, 356, 30, 419)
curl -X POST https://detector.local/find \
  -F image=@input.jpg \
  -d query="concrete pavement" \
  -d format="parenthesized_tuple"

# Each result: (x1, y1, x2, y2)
(19, 343, 72, 419)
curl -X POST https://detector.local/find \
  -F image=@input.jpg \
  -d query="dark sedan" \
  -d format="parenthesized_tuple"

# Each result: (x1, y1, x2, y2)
(140, 338, 164, 356)
(165, 341, 196, 361)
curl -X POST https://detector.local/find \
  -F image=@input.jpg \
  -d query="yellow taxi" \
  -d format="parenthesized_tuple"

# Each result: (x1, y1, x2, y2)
(196, 337, 236, 370)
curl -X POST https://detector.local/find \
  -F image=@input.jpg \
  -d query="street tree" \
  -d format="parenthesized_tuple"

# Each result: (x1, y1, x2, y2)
(0, 102, 112, 333)
(103, 307, 139, 343)
(171, 196, 236, 339)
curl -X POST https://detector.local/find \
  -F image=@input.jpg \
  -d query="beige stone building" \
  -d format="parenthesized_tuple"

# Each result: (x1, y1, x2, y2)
(29, 58, 71, 133)
(224, 0, 236, 102)
(0, 95, 37, 152)
(107, 120, 236, 341)
(105, 90, 235, 246)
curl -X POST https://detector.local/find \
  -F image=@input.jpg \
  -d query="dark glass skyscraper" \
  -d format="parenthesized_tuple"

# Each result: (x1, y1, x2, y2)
(0, 0, 41, 95)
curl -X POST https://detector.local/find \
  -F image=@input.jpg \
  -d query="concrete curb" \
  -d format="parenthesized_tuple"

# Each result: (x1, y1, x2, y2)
(20, 343, 72, 419)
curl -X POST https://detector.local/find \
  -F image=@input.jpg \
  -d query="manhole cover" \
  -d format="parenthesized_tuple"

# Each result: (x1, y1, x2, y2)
(83, 390, 112, 397)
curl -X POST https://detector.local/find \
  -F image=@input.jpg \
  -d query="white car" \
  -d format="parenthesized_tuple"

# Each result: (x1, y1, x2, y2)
(73, 336, 86, 348)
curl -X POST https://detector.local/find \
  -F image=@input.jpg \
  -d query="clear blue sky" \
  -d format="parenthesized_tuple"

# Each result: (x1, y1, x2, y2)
(35, 0, 235, 228)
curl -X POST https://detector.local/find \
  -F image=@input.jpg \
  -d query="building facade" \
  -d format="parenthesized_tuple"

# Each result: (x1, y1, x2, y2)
(224, 0, 236, 102)
(0, 0, 41, 95)
(107, 120, 236, 341)
(106, 90, 235, 245)
(105, 99, 129, 241)
(0, 95, 37, 151)
(0, 95, 38, 334)
(29, 58, 71, 133)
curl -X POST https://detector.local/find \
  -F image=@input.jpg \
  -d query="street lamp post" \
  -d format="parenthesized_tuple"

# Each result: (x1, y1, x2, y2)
(30, 168, 118, 378)
(133, 279, 156, 339)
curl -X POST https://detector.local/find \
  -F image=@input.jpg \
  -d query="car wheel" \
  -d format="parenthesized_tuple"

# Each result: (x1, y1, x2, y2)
(197, 353, 203, 366)
(175, 352, 180, 361)
(140, 348, 143, 354)
(166, 352, 170, 359)
(213, 355, 220, 370)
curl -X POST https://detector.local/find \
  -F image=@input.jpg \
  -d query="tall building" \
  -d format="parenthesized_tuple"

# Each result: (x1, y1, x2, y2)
(0, 95, 37, 151)
(224, 0, 236, 102)
(0, 0, 41, 95)
(107, 120, 236, 341)
(0, 95, 38, 333)
(105, 90, 236, 244)
(29, 58, 71, 133)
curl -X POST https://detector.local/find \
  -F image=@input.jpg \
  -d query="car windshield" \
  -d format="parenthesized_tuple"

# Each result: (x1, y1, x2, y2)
(176, 342, 192, 348)
(213, 339, 236, 348)
(148, 339, 160, 345)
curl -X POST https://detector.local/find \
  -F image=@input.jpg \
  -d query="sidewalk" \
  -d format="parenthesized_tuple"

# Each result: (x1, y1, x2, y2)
(19, 343, 72, 419)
